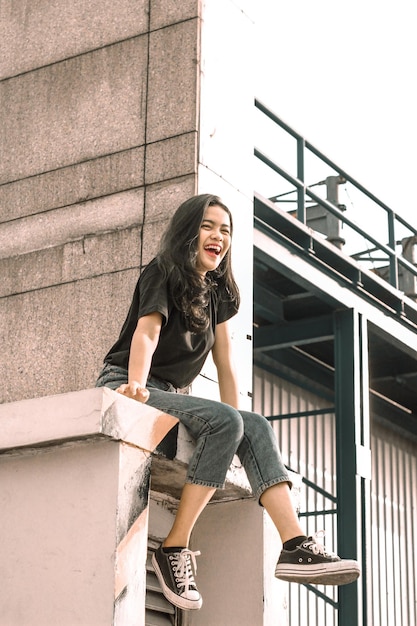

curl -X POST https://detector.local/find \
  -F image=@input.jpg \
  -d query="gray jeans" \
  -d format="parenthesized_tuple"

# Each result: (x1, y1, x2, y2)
(96, 363, 290, 498)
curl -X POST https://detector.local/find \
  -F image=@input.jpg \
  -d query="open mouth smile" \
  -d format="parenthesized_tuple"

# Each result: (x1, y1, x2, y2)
(204, 244, 222, 257)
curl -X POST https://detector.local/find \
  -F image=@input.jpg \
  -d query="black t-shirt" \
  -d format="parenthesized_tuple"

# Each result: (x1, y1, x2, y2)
(104, 259, 238, 388)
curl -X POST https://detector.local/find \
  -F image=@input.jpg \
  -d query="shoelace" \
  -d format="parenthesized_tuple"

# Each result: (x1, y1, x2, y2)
(305, 530, 337, 558)
(171, 549, 201, 592)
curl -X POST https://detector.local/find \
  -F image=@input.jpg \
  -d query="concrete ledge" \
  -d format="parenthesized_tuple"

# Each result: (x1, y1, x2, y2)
(0, 388, 178, 454)
(0, 388, 298, 623)
(0, 388, 254, 501)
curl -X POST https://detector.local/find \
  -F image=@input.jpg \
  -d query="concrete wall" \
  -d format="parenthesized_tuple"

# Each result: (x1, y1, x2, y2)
(0, 1, 200, 403)
(0, 387, 180, 625)
(1, 0, 254, 407)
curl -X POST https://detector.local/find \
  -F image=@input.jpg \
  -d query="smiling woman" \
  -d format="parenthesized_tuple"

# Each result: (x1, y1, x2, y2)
(95, 193, 360, 611)
(196, 205, 231, 275)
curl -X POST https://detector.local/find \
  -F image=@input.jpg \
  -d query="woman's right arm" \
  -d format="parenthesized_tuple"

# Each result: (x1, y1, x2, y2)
(116, 311, 163, 403)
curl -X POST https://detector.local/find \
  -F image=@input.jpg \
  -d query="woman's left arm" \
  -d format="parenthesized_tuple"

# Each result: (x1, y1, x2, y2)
(212, 320, 240, 409)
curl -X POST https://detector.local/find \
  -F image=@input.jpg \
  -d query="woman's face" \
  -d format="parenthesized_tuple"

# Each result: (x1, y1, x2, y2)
(195, 204, 231, 275)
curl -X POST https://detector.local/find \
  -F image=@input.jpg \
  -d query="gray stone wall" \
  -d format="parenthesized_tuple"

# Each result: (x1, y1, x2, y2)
(0, 1, 200, 402)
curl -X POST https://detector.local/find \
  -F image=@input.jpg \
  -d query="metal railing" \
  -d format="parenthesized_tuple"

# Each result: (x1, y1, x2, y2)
(254, 99, 417, 296)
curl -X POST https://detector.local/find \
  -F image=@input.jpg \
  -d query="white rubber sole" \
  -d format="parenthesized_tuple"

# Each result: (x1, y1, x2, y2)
(275, 560, 361, 586)
(151, 552, 203, 611)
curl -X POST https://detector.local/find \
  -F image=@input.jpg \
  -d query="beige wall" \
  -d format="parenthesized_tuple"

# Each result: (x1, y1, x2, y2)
(0, 387, 165, 625)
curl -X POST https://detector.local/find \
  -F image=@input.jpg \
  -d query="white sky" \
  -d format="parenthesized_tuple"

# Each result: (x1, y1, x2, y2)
(254, 0, 417, 231)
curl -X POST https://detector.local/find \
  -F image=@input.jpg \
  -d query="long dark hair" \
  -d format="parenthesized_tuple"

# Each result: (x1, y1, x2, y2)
(157, 194, 240, 332)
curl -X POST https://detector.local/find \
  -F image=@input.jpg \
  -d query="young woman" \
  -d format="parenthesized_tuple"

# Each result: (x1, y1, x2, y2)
(96, 194, 360, 611)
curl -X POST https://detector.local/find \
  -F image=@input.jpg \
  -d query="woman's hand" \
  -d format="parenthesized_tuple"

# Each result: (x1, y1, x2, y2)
(116, 381, 150, 403)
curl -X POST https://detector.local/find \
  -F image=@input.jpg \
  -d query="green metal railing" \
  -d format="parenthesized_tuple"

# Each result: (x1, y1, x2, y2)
(254, 99, 417, 294)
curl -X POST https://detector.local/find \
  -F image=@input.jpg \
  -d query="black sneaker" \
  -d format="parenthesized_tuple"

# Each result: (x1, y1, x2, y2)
(151, 545, 203, 610)
(275, 532, 360, 585)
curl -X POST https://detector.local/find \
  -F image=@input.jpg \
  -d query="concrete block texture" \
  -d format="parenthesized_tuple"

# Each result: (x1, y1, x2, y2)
(0, 175, 197, 299)
(144, 131, 197, 186)
(0, 188, 144, 260)
(146, 18, 199, 143)
(149, 0, 199, 30)
(0, 0, 149, 79)
(0, 269, 140, 403)
(144, 175, 196, 223)
(142, 175, 197, 264)
(0, 36, 148, 184)
(0, 147, 145, 223)
(0, 0, 244, 406)
(0, 226, 142, 298)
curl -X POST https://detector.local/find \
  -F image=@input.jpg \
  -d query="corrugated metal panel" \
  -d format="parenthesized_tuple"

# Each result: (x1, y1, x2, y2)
(254, 366, 338, 625)
(370, 422, 417, 626)
(253, 365, 417, 626)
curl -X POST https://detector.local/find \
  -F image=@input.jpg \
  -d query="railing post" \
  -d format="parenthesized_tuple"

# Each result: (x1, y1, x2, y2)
(387, 210, 399, 290)
(401, 235, 417, 298)
(296, 136, 306, 223)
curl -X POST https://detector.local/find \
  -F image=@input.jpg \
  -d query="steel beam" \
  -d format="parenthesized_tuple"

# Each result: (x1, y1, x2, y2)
(254, 229, 417, 357)
(254, 315, 334, 351)
(334, 309, 371, 626)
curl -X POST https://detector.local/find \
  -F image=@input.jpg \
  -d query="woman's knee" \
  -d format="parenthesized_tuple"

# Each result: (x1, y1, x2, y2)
(240, 410, 275, 440)
(221, 405, 244, 442)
